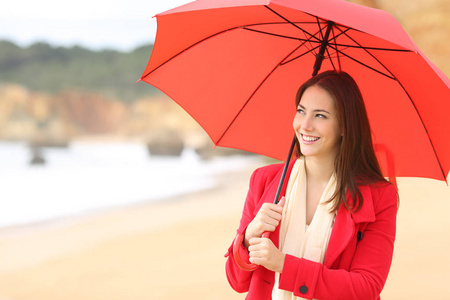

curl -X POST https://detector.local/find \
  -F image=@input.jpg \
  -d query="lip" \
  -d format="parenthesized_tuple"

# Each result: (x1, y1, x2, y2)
(301, 134, 320, 145)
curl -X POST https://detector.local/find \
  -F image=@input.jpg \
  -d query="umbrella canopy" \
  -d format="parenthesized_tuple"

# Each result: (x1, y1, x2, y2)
(140, 0, 450, 182)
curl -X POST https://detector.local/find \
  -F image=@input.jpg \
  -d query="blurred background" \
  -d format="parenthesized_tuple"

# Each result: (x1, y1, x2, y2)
(0, 0, 449, 299)
(0, 0, 261, 228)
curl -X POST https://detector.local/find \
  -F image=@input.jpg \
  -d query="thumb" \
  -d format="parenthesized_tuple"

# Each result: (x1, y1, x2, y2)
(277, 196, 286, 207)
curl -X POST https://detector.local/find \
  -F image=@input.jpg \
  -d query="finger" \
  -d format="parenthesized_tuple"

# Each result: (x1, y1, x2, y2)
(277, 196, 286, 207)
(248, 237, 262, 246)
(248, 245, 259, 254)
(268, 203, 284, 214)
(261, 217, 279, 229)
(254, 213, 280, 230)
(249, 256, 262, 265)
(249, 245, 269, 265)
(250, 238, 272, 250)
(261, 203, 284, 215)
(249, 237, 272, 250)
(249, 245, 264, 258)
(249, 218, 276, 236)
(260, 205, 283, 221)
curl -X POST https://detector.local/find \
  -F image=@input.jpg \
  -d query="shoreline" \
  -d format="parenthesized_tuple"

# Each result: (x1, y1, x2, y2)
(0, 182, 220, 237)
(0, 139, 263, 231)
(0, 160, 262, 276)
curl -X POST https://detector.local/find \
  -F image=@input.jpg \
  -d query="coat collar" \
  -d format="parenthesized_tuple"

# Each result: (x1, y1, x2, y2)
(350, 185, 376, 224)
(268, 159, 376, 224)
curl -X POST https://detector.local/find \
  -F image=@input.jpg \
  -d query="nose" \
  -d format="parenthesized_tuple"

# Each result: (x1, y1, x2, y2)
(300, 115, 313, 132)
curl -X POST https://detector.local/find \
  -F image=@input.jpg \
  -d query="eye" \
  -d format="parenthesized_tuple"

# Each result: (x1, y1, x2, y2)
(316, 113, 327, 119)
(296, 108, 305, 114)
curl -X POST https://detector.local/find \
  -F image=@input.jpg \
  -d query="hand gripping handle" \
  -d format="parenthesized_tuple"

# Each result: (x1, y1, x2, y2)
(232, 136, 295, 271)
(232, 231, 270, 271)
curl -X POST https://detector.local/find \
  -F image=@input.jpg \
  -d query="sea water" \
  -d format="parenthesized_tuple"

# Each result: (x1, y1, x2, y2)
(0, 140, 259, 228)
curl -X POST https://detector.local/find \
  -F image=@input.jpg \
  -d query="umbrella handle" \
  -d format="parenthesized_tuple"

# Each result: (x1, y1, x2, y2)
(232, 231, 270, 271)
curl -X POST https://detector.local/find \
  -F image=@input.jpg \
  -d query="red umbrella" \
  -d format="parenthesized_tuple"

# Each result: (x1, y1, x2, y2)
(140, 0, 450, 272)
(140, 0, 450, 184)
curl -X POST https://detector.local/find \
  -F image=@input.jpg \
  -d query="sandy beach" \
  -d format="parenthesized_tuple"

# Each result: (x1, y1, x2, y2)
(0, 160, 449, 300)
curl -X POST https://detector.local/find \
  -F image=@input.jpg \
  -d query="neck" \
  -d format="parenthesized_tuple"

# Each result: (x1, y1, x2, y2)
(304, 155, 336, 184)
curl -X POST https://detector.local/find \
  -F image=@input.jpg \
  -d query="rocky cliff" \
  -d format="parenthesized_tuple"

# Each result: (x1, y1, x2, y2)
(0, 1, 448, 157)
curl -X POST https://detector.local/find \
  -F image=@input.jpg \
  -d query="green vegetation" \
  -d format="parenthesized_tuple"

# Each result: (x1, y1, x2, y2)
(0, 40, 159, 101)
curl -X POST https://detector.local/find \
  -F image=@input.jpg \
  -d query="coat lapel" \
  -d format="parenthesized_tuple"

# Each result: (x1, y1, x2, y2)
(324, 203, 354, 268)
(324, 185, 376, 268)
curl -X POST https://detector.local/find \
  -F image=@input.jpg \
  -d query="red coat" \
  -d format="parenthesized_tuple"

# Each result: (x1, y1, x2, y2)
(225, 162, 398, 300)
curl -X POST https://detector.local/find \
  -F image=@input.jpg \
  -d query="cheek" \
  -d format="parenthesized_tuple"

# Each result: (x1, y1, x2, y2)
(293, 116, 301, 131)
(292, 119, 300, 131)
(328, 124, 343, 144)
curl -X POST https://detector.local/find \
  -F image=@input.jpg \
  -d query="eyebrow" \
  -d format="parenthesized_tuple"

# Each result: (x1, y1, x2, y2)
(298, 104, 331, 114)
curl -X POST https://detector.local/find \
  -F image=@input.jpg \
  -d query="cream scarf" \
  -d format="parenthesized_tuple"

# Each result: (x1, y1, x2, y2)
(272, 157, 336, 300)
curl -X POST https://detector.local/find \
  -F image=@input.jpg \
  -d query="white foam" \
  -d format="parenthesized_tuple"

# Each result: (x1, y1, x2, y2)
(0, 141, 257, 227)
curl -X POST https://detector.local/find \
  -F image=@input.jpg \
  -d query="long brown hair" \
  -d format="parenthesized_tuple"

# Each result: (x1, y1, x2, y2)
(294, 70, 387, 212)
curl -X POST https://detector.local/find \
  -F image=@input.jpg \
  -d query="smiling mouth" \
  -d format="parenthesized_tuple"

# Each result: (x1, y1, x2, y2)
(301, 134, 320, 143)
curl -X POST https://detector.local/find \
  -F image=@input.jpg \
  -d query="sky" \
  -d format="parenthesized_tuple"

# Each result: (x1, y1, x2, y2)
(1, 0, 193, 51)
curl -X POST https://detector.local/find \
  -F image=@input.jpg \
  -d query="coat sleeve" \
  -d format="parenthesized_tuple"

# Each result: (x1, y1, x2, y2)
(224, 166, 274, 293)
(278, 183, 398, 300)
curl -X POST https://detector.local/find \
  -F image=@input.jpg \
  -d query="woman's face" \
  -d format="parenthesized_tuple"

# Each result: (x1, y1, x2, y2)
(293, 85, 342, 162)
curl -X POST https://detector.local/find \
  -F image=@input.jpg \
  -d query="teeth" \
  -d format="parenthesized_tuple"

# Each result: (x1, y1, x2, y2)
(302, 135, 320, 142)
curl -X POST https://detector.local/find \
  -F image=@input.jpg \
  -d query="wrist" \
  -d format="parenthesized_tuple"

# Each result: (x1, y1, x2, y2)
(276, 253, 286, 273)
(243, 229, 251, 249)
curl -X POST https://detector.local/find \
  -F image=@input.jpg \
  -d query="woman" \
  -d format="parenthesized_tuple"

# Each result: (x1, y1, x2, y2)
(225, 71, 398, 300)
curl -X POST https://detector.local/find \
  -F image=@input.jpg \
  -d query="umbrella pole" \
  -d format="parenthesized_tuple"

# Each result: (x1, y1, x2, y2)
(233, 22, 333, 270)
(272, 19, 333, 203)
(312, 21, 334, 76)
(273, 135, 296, 204)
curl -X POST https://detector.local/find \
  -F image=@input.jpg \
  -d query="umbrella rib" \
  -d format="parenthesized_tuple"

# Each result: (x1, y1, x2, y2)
(329, 44, 446, 179)
(332, 27, 399, 79)
(341, 27, 412, 78)
(331, 43, 411, 52)
(142, 22, 322, 79)
(242, 27, 322, 44)
(216, 43, 308, 146)
(393, 80, 448, 182)
(332, 26, 445, 180)
(332, 26, 342, 71)
(141, 28, 235, 79)
(278, 26, 326, 65)
(325, 42, 338, 71)
(215, 73, 276, 146)
(316, 17, 325, 41)
(280, 44, 321, 65)
(328, 27, 351, 42)
(264, 5, 321, 42)
(329, 45, 396, 79)
(326, 25, 410, 52)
